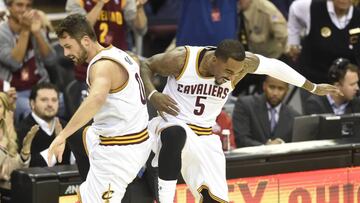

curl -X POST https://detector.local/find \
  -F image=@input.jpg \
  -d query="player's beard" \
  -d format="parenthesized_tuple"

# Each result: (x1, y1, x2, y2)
(76, 44, 88, 65)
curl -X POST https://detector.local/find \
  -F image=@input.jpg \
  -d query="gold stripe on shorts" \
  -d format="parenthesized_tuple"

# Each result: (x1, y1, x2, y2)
(187, 123, 212, 136)
(99, 128, 149, 146)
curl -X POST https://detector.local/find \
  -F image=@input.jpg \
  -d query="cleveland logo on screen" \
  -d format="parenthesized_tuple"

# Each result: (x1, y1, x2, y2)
(102, 184, 114, 203)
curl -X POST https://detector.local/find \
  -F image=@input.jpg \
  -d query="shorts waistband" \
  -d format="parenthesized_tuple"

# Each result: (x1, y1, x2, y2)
(187, 123, 212, 136)
(99, 128, 149, 146)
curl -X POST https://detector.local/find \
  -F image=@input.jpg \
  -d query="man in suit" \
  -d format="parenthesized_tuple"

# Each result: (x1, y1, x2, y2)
(232, 76, 300, 147)
(16, 82, 72, 167)
(304, 58, 360, 115)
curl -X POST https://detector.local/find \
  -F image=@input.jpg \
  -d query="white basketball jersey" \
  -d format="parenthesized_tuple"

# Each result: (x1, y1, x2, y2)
(163, 46, 233, 128)
(86, 46, 148, 136)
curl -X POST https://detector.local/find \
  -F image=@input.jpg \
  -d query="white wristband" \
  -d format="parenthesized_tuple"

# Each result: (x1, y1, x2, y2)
(147, 90, 158, 101)
(310, 84, 317, 93)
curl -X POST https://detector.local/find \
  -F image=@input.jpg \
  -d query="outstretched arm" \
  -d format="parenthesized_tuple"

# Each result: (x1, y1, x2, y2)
(240, 52, 341, 96)
(140, 46, 186, 116)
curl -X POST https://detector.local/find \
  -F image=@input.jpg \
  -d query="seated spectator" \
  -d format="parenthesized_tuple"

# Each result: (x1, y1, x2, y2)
(233, 76, 300, 147)
(16, 83, 72, 167)
(212, 110, 236, 151)
(304, 58, 360, 115)
(0, 92, 39, 180)
(0, 0, 57, 123)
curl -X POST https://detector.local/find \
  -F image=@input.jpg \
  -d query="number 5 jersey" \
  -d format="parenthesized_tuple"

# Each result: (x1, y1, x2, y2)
(163, 46, 234, 129)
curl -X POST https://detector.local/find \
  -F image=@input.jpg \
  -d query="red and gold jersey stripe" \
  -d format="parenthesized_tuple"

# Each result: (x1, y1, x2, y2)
(187, 123, 212, 136)
(99, 128, 149, 146)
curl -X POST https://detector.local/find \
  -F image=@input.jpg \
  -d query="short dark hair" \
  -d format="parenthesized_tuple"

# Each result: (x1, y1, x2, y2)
(30, 82, 59, 101)
(328, 58, 359, 84)
(215, 39, 246, 62)
(55, 14, 97, 42)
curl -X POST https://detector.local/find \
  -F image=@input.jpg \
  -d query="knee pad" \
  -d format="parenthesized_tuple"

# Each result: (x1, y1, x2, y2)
(160, 126, 186, 152)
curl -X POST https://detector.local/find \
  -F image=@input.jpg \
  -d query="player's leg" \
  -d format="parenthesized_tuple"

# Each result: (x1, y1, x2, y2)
(158, 126, 186, 203)
(182, 135, 229, 203)
(80, 127, 153, 202)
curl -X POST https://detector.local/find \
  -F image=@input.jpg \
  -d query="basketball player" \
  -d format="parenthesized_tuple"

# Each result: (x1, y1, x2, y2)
(140, 39, 340, 203)
(48, 14, 152, 202)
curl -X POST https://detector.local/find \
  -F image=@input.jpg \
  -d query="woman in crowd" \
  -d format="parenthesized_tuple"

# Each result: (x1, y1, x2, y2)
(0, 92, 38, 180)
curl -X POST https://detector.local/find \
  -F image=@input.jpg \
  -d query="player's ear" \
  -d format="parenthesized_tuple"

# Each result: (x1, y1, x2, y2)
(30, 99, 35, 111)
(81, 35, 91, 48)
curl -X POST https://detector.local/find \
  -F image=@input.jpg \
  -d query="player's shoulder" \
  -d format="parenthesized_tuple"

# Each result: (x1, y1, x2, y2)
(163, 46, 188, 66)
(91, 56, 123, 72)
(244, 52, 260, 73)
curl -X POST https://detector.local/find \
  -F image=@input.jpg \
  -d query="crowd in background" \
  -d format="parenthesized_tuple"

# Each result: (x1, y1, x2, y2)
(0, 0, 359, 183)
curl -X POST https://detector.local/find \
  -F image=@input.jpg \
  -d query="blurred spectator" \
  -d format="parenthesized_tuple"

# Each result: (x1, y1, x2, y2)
(238, 0, 287, 59)
(269, 0, 294, 19)
(0, 0, 6, 20)
(212, 110, 236, 150)
(287, 0, 360, 84)
(66, 0, 148, 50)
(1, 80, 16, 111)
(304, 58, 360, 115)
(176, 0, 238, 46)
(0, 0, 56, 123)
(16, 83, 72, 167)
(0, 92, 39, 180)
(234, 0, 287, 96)
(233, 76, 300, 147)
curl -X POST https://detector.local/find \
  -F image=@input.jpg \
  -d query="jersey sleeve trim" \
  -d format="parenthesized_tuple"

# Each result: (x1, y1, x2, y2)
(98, 56, 130, 94)
(82, 126, 90, 156)
(176, 46, 190, 81)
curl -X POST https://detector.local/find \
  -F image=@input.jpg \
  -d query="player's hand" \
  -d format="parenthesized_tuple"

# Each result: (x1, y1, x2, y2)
(149, 92, 179, 118)
(312, 84, 342, 96)
(266, 138, 284, 145)
(48, 133, 66, 164)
